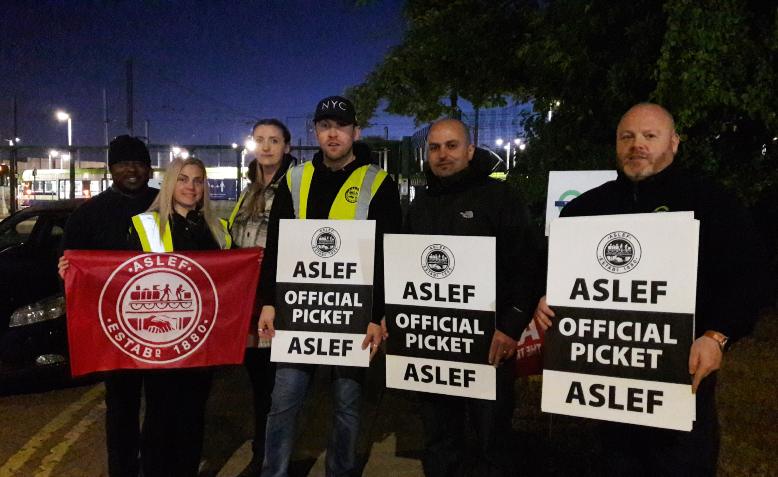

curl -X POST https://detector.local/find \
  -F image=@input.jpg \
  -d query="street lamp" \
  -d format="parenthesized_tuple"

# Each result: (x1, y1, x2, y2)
(55, 110, 75, 198)
(496, 139, 511, 171)
(55, 111, 72, 146)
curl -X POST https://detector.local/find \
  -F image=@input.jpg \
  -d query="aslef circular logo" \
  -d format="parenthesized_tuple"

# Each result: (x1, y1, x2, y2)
(421, 244, 455, 279)
(344, 186, 359, 203)
(99, 254, 218, 363)
(311, 227, 341, 258)
(597, 231, 642, 274)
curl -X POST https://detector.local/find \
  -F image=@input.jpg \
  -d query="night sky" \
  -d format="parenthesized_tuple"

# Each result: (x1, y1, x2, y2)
(1, 0, 417, 148)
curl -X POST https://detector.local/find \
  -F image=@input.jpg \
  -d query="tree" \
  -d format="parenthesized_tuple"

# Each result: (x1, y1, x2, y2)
(348, 0, 527, 125)
(352, 0, 778, 208)
(653, 0, 778, 201)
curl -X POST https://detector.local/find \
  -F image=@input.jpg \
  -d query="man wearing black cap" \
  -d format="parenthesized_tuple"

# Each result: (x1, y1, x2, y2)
(257, 96, 402, 476)
(62, 135, 157, 477)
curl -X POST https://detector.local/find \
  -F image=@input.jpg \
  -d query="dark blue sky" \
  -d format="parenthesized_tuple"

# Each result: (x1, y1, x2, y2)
(1, 0, 416, 147)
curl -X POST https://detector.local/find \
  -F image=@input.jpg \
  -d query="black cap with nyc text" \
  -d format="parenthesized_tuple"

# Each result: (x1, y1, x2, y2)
(313, 95, 357, 125)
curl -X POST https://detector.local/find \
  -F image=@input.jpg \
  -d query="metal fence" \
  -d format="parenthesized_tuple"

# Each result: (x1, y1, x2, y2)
(0, 140, 414, 216)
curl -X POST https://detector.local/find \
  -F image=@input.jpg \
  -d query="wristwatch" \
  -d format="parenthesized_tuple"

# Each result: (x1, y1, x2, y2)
(703, 330, 729, 351)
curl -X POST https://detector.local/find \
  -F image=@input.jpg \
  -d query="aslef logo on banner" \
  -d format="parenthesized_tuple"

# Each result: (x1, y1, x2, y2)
(421, 244, 455, 279)
(99, 254, 218, 363)
(597, 231, 642, 274)
(311, 227, 341, 258)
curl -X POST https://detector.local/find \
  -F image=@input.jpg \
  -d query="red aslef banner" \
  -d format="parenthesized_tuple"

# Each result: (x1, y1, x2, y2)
(515, 317, 545, 377)
(64, 248, 263, 377)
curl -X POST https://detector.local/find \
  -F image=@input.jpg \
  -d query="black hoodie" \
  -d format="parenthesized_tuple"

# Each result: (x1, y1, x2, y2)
(405, 148, 544, 339)
(561, 162, 767, 342)
(259, 141, 402, 323)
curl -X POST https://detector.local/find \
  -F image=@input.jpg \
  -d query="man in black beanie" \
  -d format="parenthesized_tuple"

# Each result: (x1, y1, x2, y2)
(61, 135, 157, 477)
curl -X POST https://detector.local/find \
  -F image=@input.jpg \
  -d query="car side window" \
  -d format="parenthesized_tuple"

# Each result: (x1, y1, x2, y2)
(0, 216, 39, 249)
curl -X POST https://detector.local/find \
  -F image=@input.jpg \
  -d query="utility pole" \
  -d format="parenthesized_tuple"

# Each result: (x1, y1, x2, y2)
(473, 107, 480, 146)
(103, 88, 109, 182)
(217, 133, 222, 166)
(126, 59, 134, 135)
(144, 120, 150, 144)
(9, 97, 18, 213)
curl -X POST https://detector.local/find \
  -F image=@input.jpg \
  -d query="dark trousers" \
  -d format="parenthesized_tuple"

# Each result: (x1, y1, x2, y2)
(420, 361, 517, 477)
(105, 372, 143, 477)
(104, 369, 213, 477)
(142, 368, 213, 477)
(244, 347, 276, 464)
(598, 374, 720, 477)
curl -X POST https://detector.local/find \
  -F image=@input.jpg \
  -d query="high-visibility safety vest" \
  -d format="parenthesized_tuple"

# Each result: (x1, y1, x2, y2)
(131, 211, 232, 252)
(227, 189, 249, 231)
(286, 162, 388, 220)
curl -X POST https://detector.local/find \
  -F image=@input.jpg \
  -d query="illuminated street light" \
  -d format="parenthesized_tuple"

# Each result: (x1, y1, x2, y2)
(180, 150, 190, 160)
(231, 143, 239, 149)
(495, 138, 504, 147)
(55, 110, 73, 146)
(518, 143, 527, 151)
(513, 138, 521, 146)
(244, 137, 257, 152)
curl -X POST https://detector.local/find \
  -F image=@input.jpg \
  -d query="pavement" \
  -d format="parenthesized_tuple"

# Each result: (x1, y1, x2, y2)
(202, 351, 426, 477)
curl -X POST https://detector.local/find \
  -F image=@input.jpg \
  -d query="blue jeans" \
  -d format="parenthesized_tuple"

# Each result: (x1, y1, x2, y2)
(261, 364, 362, 477)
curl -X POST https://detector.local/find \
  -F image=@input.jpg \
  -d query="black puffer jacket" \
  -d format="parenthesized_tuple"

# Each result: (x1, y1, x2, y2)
(561, 162, 767, 342)
(405, 148, 544, 339)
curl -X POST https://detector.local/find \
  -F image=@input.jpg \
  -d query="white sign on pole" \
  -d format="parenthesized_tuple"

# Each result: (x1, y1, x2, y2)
(542, 213, 699, 431)
(271, 219, 375, 367)
(544, 170, 617, 236)
(384, 234, 496, 400)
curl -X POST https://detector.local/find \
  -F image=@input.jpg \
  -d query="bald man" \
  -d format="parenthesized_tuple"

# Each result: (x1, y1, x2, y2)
(405, 118, 543, 476)
(534, 103, 765, 476)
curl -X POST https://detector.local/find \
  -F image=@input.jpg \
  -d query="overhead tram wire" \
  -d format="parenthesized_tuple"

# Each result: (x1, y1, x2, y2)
(134, 59, 260, 124)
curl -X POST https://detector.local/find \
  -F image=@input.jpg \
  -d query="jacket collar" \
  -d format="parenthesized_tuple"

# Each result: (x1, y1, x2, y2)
(615, 160, 680, 191)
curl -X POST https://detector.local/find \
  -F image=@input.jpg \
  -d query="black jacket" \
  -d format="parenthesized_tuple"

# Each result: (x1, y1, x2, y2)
(62, 186, 158, 251)
(405, 148, 544, 339)
(259, 142, 403, 324)
(561, 162, 766, 342)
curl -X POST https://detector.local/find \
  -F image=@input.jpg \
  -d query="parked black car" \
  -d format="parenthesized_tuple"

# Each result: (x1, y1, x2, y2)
(0, 199, 86, 386)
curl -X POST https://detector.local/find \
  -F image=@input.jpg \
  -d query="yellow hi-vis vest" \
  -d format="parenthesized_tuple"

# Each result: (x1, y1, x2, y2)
(227, 189, 249, 231)
(131, 211, 232, 252)
(286, 162, 388, 220)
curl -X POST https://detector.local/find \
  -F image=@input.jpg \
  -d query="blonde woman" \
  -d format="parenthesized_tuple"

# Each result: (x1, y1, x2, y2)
(227, 118, 295, 476)
(128, 156, 230, 477)
(132, 156, 230, 252)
